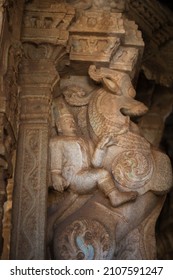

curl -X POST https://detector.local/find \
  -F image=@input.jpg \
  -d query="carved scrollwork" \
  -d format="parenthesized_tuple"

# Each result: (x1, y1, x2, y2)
(53, 219, 114, 260)
(112, 150, 154, 192)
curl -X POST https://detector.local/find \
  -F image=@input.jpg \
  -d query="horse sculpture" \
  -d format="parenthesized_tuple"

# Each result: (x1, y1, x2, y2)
(47, 65, 172, 260)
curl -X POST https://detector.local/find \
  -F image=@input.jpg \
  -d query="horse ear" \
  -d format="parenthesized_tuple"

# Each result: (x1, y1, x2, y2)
(102, 77, 122, 95)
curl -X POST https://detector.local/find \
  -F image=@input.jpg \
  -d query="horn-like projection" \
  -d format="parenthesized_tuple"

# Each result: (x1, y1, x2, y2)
(89, 65, 122, 95)
(88, 65, 103, 82)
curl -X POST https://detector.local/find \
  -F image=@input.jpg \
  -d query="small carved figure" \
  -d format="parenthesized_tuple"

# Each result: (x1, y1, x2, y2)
(49, 96, 137, 207)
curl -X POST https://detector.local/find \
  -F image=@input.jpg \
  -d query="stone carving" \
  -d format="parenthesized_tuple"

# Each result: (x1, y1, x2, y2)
(69, 35, 120, 63)
(50, 96, 137, 207)
(87, 66, 172, 194)
(53, 218, 114, 260)
(22, 2, 75, 44)
(68, 10, 126, 64)
(10, 42, 60, 260)
(16, 128, 41, 258)
(48, 66, 172, 260)
(3, 0, 172, 261)
(110, 47, 139, 74)
(69, 11, 125, 35)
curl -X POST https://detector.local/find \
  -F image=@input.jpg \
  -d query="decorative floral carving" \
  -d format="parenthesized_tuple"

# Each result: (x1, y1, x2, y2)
(53, 219, 114, 260)
(112, 150, 154, 191)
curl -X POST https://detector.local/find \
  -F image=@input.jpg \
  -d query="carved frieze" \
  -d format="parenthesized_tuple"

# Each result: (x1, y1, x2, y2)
(69, 11, 125, 36)
(69, 35, 120, 63)
(22, 3, 75, 44)
(110, 46, 139, 75)
(68, 10, 125, 64)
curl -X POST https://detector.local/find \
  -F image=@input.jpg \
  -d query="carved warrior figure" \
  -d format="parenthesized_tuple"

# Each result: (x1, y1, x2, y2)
(48, 66, 172, 260)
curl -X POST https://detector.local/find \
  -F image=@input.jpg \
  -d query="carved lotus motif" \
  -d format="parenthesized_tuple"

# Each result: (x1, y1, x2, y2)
(53, 219, 114, 260)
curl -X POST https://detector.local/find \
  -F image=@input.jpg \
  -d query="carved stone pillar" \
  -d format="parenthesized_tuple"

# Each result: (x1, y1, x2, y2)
(10, 45, 59, 259)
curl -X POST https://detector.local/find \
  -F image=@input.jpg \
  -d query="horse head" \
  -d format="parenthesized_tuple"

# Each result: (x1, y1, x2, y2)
(88, 65, 148, 139)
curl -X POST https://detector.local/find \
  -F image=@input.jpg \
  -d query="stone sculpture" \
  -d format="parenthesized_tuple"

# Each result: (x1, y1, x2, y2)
(49, 96, 137, 206)
(47, 65, 172, 260)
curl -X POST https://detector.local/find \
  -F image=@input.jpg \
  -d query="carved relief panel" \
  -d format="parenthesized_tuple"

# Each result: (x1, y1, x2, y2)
(22, 2, 75, 44)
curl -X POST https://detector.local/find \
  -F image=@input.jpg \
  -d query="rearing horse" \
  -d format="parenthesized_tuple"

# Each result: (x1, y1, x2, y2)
(88, 65, 172, 196)
(47, 66, 172, 260)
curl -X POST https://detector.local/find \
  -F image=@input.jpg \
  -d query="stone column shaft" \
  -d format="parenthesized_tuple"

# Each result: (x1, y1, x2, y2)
(10, 59, 59, 259)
